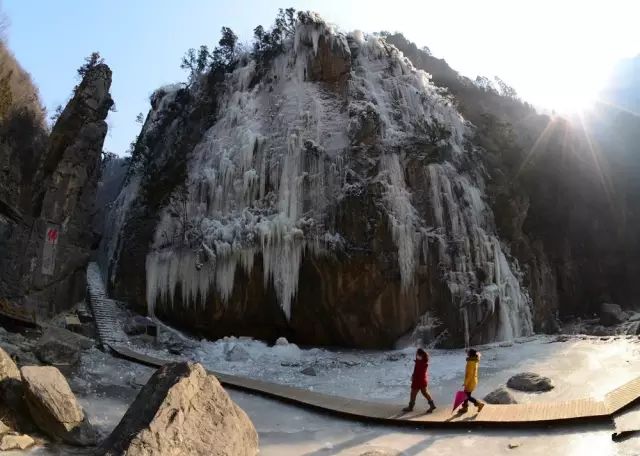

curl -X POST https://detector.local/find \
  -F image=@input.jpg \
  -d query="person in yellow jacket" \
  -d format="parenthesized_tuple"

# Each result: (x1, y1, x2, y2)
(459, 348, 484, 413)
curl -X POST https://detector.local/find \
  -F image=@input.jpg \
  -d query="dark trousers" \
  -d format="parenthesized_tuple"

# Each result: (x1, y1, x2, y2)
(463, 390, 479, 408)
(409, 386, 434, 407)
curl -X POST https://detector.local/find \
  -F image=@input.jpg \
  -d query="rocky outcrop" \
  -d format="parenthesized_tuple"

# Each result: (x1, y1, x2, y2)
(35, 338, 80, 366)
(0, 345, 20, 385)
(100, 13, 639, 349)
(97, 362, 258, 456)
(108, 13, 534, 349)
(225, 344, 250, 362)
(0, 60, 112, 320)
(0, 346, 32, 432)
(386, 32, 640, 335)
(20, 366, 96, 445)
(123, 315, 157, 336)
(297, 12, 351, 84)
(507, 372, 554, 392)
(0, 433, 35, 450)
(600, 303, 628, 326)
(484, 386, 518, 404)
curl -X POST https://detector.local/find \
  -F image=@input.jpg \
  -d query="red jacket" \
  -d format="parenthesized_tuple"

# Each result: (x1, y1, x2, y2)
(411, 357, 429, 389)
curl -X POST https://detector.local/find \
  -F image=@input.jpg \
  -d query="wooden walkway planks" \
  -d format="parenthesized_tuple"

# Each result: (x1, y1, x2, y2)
(88, 257, 640, 428)
(109, 344, 640, 427)
(606, 376, 640, 412)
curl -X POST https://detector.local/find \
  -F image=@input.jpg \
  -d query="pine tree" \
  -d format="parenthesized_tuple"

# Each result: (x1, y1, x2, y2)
(77, 52, 104, 78)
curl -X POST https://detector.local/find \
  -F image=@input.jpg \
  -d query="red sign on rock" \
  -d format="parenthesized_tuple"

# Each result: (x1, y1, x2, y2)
(42, 224, 60, 276)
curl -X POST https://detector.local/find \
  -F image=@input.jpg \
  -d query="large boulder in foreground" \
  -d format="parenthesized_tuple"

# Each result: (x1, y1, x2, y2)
(0, 347, 35, 432)
(507, 372, 555, 392)
(0, 433, 35, 450)
(484, 387, 518, 404)
(20, 366, 96, 446)
(97, 362, 258, 456)
(0, 346, 21, 390)
(600, 303, 628, 326)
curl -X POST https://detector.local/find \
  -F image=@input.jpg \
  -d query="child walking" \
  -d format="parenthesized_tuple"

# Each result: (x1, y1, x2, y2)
(459, 348, 484, 413)
(402, 348, 436, 413)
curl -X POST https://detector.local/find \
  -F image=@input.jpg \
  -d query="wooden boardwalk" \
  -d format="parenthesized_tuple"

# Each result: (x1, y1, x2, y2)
(85, 263, 640, 427)
(109, 344, 640, 427)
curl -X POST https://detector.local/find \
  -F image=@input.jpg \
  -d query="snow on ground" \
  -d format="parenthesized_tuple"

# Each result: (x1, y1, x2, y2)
(136, 333, 640, 407)
(17, 333, 640, 455)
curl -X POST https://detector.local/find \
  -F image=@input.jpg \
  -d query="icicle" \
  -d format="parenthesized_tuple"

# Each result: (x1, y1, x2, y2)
(140, 19, 533, 343)
(378, 153, 421, 288)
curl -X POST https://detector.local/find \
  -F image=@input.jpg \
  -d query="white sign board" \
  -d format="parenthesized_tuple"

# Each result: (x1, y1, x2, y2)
(41, 224, 60, 276)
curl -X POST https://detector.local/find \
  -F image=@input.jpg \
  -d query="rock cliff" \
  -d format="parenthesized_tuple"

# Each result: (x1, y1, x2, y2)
(0, 57, 113, 319)
(105, 13, 537, 348)
(100, 12, 639, 349)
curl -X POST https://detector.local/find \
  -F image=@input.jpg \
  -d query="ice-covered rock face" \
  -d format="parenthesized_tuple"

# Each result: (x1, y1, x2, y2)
(136, 12, 532, 347)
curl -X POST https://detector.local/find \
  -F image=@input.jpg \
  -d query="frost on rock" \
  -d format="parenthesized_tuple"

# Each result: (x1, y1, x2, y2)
(142, 15, 534, 343)
(352, 34, 532, 341)
(146, 16, 349, 321)
(98, 85, 185, 287)
(425, 163, 534, 343)
(98, 175, 140, 286)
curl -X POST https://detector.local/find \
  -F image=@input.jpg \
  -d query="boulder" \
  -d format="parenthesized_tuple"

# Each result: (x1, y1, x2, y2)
(275, 337, 289, 346)
(225, 344, 250, 362)
(0, 346, 33, 431)
(0, 433, 35, 450)
(0, 346, 21, 386)
(96, 362, 258, 456)
(124, 315, 157, 336)
(39, 326, 94, 350)
(301, 367, 317, 376)
(0, 420, 9, 435)
(35, 339, 80, 366)
(600, 303, 628, 326)
(507, 372, 554, 392)
(484, 387, 518, 404)
(20, 366, 96, 445)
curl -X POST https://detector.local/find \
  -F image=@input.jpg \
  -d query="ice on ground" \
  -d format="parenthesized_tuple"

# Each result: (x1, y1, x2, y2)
(133, 330, 640, 407)
(21, 335, 640, 456)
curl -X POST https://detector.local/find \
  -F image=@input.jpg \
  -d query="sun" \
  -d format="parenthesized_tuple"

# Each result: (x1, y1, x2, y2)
(554, 83, 598, 113)
(525, 60, 612, 115)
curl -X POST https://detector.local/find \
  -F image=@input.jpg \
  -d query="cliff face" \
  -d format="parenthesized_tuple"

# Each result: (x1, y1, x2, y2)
(0, 61, 113, 319)
(386, 34, 640, 327)
(102, 15, 638, 349)
(105, 14, 536, 348)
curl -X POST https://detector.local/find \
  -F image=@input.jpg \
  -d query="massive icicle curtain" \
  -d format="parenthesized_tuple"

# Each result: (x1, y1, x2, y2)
(139, 17, 532, 341)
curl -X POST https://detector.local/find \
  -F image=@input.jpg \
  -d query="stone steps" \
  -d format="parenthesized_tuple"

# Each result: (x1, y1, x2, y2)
(86, 262, 128, 348)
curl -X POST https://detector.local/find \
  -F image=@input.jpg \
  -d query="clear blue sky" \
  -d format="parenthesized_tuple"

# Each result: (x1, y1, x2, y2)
(3, 0, 639, 155)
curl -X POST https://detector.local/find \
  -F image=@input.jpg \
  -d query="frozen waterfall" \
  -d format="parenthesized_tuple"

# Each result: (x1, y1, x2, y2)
(141, 16, 533, 342)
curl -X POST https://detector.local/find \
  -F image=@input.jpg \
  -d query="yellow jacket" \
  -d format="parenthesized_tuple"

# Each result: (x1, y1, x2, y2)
(464, 355, 480, 392)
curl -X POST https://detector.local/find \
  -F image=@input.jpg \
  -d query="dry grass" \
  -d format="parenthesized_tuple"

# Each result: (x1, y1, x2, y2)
(0, 39, 44, 124)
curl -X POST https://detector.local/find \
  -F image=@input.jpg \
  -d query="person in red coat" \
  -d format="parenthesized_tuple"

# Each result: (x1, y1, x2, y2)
(402, 348, 436, 413)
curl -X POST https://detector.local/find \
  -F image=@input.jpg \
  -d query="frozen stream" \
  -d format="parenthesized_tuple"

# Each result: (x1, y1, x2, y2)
(19, 335, 640, 455)
(141, 333, 640, 406)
